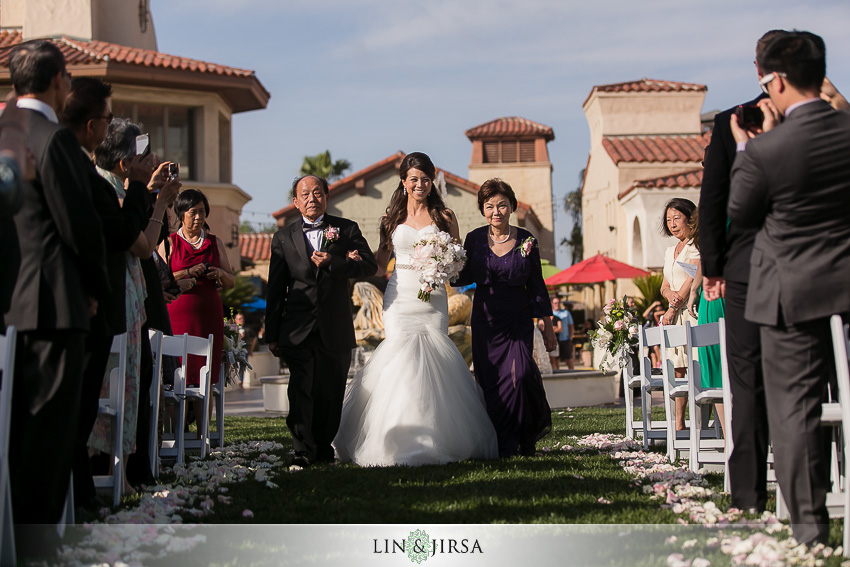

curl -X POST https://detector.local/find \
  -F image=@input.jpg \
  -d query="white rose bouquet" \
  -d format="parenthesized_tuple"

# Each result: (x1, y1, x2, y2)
(410, 230, 467, 302)
(588, 296, 639, 372)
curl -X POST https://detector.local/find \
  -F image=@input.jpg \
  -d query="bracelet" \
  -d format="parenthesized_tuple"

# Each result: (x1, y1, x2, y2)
(150, 217, 164, 224)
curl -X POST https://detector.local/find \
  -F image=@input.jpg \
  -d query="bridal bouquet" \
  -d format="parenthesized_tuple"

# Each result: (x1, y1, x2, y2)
(410, 230, 467, 302)
(222, 316, 252, 387)
(588, 296, 639, 372)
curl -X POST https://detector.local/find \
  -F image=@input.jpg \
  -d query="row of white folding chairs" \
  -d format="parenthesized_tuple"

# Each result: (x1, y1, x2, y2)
(623, 321, 729, 475)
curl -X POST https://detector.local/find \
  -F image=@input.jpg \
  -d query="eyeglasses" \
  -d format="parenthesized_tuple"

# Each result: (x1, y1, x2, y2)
(759, 72, 787, 94)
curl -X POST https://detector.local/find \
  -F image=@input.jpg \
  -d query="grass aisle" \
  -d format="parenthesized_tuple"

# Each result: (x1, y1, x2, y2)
(209, 408, 681, 524)
(50, 406, 845, 566)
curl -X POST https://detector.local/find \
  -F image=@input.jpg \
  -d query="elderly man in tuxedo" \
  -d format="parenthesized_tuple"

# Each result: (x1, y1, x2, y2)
(728, 31, 850, 546)
(6, 40, 109, 558)
(267, 175, 377, 468)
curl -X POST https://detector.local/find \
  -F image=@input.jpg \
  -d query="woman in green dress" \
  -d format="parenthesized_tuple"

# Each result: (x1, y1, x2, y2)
(687, 213, 726, 439)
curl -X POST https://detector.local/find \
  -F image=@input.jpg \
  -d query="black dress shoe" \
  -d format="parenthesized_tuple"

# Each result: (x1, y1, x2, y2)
(291, 454, 312, 468)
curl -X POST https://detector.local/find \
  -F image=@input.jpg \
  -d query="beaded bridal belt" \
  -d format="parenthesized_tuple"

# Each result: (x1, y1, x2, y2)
(394, 263, 415, 270)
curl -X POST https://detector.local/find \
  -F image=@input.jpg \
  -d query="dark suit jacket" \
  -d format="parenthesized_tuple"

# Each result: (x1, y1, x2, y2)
(265, 214, 377, 350)
(699, 94, 766, 282)
(83, 155, 149, 337)
(728, 99, 850, 326)
(0, 156, 23, 324)
(6, 109, 108, 332)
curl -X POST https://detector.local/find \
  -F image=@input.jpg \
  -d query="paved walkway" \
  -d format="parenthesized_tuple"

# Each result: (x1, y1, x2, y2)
(223, 384, 278, 418)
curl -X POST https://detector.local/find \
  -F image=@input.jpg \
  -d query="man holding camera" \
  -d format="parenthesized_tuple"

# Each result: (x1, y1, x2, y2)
(728, 30, 850, 546)
(699, 29, 782, 517)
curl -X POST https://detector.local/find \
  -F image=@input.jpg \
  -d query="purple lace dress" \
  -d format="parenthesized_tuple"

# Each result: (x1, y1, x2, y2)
(455, 226, 552, 457)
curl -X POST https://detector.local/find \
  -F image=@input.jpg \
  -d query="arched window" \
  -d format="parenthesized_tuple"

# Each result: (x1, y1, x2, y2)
(631, 217, 644, 267)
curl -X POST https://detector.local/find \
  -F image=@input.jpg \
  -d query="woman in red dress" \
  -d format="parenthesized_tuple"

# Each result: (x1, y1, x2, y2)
(163, 189, 234, 429)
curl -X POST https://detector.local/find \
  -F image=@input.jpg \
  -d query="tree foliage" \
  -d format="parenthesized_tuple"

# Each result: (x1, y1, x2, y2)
(219, 276, 258, 311)
(631, 273, 664, 323)
(560, 168, 585, 265)
(299, 150, 351, 183)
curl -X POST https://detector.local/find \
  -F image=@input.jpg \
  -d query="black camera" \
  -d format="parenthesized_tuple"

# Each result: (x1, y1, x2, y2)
(734, 105, 764, 129)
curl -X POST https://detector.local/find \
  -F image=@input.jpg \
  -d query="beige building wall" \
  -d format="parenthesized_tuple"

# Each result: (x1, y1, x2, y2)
(2, 0, 158, 50)
(467, 162, 554, 260)
(581, 85, 706, 315)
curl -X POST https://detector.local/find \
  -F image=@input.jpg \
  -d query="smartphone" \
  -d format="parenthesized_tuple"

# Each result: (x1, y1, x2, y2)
(168, 162, 179, 181)
(734, 105, 764, 129)
(135, 134, 150, 157)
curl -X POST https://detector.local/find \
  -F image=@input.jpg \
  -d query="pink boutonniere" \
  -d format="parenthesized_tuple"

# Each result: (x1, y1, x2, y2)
(516, 236, 536, 258)
(322, 225, 340, 250)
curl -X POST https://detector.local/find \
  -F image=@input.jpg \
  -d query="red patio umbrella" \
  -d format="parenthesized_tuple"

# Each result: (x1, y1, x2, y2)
(544, 254, 650, 286)
(545, 254, 651, 314)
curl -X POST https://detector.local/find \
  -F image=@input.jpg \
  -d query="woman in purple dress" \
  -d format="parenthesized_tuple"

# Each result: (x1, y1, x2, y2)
(455, 179, 557, 457)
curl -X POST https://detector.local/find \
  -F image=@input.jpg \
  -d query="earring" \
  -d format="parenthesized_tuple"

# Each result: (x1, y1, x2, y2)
(403, 187, 407, 195)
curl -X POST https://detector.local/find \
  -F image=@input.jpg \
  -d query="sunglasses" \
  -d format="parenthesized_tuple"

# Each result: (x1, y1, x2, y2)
(759, 72, 788, 95)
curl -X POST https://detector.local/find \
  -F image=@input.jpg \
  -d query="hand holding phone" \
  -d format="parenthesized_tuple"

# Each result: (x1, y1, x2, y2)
(167, 162, 179, 181)
(734, 105, 764, 129)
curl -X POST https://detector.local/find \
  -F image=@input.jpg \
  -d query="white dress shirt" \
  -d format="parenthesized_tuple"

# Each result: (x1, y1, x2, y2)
(302, 214, 325, 252)
(16, 97, 58, 123)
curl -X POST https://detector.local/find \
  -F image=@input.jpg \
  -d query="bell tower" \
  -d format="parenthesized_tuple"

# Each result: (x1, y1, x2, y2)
(466, 116, 555, 260)
(1, 0, 157, 50)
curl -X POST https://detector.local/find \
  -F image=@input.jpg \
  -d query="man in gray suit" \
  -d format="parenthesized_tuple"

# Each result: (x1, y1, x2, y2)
(728, 31, 850, 546)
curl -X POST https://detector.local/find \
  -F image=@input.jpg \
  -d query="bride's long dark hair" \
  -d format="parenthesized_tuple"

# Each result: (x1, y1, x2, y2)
(379, 152, 451, 250)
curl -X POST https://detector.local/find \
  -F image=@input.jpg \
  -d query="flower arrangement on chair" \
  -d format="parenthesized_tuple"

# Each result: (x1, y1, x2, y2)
(222, 312, 252, 387)
(588, 296, 639, 372)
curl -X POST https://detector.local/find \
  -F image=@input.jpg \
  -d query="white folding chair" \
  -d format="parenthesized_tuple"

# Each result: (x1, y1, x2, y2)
(639, 325, 667, 449)
(719, 317, 734, 493)
(148, 329, 163, 479)
(684, 321, 725, 474)
(1, 326, 17, 567)
(160, 333, 214, 464)
(659, 324, 692, 462)
(92, 332, 127, 507)
(827, 314, 850, 555)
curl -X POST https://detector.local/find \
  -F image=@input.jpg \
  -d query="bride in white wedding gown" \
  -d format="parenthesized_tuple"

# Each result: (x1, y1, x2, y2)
(333, 153, 498, 466)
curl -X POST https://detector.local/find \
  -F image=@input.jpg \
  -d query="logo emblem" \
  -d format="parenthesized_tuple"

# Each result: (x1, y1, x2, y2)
(406, 529, 432, 564)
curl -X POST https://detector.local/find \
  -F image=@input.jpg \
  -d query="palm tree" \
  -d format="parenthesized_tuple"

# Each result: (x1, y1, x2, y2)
(560, 168, 585, 265)
(631, 273, 664, 323)
(299, 150, 351, 182)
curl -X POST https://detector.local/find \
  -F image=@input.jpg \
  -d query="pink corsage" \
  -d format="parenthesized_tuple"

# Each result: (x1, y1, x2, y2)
(322, 226, 340, 249)
(516, 236, 536, 258)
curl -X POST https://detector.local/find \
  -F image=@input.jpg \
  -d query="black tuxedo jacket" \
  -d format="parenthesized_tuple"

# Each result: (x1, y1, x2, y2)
(83, 155, 149, 337)
(699, 93, 766, 282)
(6, 109, 108, 333)
(729, 99, 850, 326)
(265, 214, 377, 350)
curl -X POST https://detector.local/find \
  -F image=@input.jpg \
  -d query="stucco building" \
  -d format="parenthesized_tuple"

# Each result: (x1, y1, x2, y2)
(271, 151, 545, 266)
(580, 78, 710, 308)
(0, 0, 269, 269)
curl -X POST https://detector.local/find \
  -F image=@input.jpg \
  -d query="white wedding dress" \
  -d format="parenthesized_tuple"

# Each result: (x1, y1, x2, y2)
(333, 224, 498, 466)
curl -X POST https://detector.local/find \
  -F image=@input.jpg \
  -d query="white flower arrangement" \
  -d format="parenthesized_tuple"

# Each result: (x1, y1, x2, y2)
(588, 296, 639, 372)
(409, 230, 467, 302)
(222, 316, 252, 386)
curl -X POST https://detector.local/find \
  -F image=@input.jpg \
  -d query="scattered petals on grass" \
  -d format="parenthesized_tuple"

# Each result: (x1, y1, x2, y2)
(54, 441, 284, 566)
(568, 433, 837, 567)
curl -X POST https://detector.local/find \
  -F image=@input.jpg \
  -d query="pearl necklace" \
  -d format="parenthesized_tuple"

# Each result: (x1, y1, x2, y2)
(180, 228, 205, 250)
(489, 226, 511, 244)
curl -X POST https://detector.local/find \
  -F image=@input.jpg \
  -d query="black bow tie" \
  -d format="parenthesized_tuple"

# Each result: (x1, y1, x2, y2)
(302, 220, 326, 233)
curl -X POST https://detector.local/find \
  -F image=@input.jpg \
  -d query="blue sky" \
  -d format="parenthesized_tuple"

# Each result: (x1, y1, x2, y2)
(151, 0, 850, 267)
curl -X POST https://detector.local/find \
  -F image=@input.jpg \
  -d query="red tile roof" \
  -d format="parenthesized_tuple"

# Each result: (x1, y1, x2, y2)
(240, 233, 273, 263)
(594, 78, 707, 94)
(465, 116, 554, 141)
(618, 168, 704, 200)
(0, 31, 269, 112)
(602, 134, 709, 164)
(584, 78, 707, 107)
